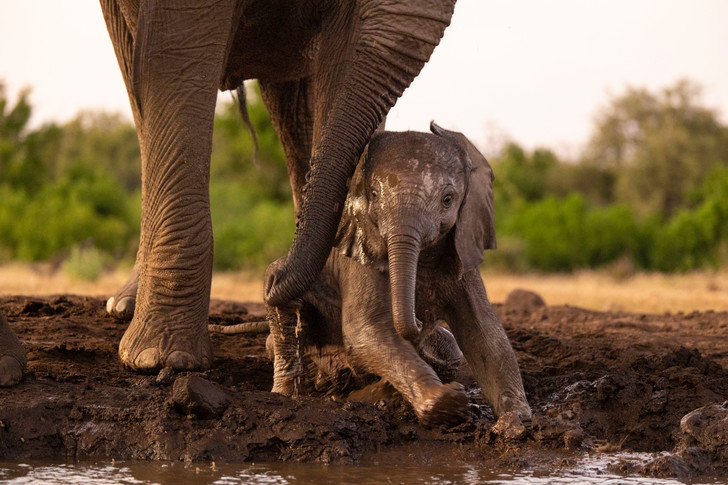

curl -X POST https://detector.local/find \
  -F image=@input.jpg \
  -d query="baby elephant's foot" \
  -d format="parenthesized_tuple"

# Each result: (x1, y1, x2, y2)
(417, 321, 463, 381)
(416, 381, 470, 428)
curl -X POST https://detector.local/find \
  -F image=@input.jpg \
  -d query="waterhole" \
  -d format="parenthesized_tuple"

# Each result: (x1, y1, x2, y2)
(0, 455, 721, 485)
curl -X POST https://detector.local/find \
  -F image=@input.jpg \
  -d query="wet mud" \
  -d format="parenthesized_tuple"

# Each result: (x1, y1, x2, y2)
(1, 293, 727, 480)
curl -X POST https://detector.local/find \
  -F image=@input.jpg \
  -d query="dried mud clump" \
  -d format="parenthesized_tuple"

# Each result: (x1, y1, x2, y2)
(504, 289, 546, 313)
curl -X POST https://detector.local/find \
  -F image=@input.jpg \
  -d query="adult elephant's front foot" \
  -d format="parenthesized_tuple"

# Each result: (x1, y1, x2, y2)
(119, 310, 212, 372)
(106, 264, 139, 320)
(117, 277, 213, 373)
(0, 312, 26, 387)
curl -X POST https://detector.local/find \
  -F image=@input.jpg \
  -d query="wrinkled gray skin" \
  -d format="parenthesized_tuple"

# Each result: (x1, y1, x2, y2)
(0, 0, 457, 381)
(266, 124, 531, 426)
(0, 312, 26, 387)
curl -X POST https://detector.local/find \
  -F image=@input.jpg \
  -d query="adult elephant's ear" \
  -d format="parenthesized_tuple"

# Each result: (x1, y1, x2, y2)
(334, 146, 388, 271)
(430, 122, 497, 276)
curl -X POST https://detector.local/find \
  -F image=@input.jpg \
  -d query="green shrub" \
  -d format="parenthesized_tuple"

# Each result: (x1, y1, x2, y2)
(0, 185, 27, 259)
(582, 204, 640, 267)
(500, 194, 588, 271)
(63, 244, 106, 281)
(210, 181, 295, 271)
(0, 166, 137, 261)
(499, 194, 641, 272)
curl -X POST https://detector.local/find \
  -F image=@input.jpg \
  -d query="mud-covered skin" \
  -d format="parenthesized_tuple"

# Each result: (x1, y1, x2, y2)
(264, 254, 464, 400)
(267, 126, 530, 427)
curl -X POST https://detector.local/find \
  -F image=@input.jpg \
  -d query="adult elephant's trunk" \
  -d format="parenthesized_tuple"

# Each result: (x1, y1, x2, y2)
(264, 0, 456, 307)
(265, 143, 360, 307)
(388, 231, 422, 343)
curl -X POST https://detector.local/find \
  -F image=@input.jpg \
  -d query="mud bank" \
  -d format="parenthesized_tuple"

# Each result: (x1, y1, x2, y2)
(1, 294, 727, 480)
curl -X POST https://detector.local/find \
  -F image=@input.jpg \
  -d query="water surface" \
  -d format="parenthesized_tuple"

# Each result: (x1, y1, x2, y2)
(0, 455, 719, 485)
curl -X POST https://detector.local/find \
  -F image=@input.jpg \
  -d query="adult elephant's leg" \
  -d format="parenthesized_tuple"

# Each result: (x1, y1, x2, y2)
(445, 270, 532, 421)
(259, 79, 314, 215)
(265, 0, 457, 307)
(0, 311, 26, 387)
(114, 0, 236, 371)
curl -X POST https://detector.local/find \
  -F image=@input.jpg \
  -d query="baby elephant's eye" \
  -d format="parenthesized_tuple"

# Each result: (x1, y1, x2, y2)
(442, 193, 454, 208)
(370, 189, 379, 201)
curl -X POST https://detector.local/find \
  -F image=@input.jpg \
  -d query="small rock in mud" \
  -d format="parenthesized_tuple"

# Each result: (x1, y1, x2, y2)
(636, 454, 693, 480)
(172, 374, 232, 419)
(155, 366, 175, 386)
(680, 401, 728, 458)
(532, 414, 584, 450)
(504, 289, 546, 313)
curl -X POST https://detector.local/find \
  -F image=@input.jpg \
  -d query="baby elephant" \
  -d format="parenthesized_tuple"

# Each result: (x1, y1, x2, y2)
(266, 122, 530, 427)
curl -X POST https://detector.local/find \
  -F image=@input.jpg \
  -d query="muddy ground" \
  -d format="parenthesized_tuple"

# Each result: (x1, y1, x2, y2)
(1, 292, 727, 480)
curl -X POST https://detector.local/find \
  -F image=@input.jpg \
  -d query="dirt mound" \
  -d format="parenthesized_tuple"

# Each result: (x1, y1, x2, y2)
(504, 289, 546, 313)
(1, 295, 728, 479)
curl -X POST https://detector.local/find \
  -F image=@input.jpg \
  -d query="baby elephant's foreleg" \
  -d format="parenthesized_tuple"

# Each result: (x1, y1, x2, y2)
(447, 271, 532, 422)
(343, 309, 469, 427)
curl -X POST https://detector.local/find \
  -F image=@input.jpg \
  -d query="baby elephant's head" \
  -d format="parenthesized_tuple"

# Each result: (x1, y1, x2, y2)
(336, 122, 496, 342)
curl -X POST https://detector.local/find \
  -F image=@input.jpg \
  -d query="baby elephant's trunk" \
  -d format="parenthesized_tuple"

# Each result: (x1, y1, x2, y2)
(387, 231, 422, 343)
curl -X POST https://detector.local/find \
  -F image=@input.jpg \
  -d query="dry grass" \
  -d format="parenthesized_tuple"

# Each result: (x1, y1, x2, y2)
(482, 269, 728, 314)
(0, 262, 726, 314)
(0, 263, 266, 303)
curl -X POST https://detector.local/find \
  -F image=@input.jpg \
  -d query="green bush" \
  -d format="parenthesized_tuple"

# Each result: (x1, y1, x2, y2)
(501, 194, 587, 271)
(0, 185, 27, 259)
(499, 194, 641, 272)
(63, 244, 106, 281)
(582, 204, 640, 267)
(649, 167, 728, 271)
(0, 166, 137, 261)
(4, 80, 728, 275)
(210, 181, 295, 271)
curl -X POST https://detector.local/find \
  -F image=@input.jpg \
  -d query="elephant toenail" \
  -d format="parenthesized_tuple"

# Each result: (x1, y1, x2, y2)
(115, 298, 135, 317)
(106, 297, 115, 314)
(167, 351, 197, 371)
(134, 348, 161, 370)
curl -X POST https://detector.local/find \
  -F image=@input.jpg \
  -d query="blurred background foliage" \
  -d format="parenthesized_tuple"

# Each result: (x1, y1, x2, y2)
(1, 79, 726, 278)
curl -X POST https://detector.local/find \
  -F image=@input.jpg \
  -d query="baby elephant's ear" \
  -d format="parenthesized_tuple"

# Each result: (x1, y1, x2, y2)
(430, 122, 497, 274)
(334, 148, 387, 269)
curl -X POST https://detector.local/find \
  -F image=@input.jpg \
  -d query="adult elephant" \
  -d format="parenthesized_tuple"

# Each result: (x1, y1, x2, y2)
(96, 0, 458, 373)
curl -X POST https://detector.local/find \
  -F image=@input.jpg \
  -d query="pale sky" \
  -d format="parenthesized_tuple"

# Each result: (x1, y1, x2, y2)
(1, 0, 727, 158)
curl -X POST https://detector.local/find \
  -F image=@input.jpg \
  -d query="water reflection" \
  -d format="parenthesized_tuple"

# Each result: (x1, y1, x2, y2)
(0, 457, 719, 485)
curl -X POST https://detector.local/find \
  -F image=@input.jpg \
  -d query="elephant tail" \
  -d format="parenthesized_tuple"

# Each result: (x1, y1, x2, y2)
(208, 320, 269, 335)
(233, 83, 259, 162)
